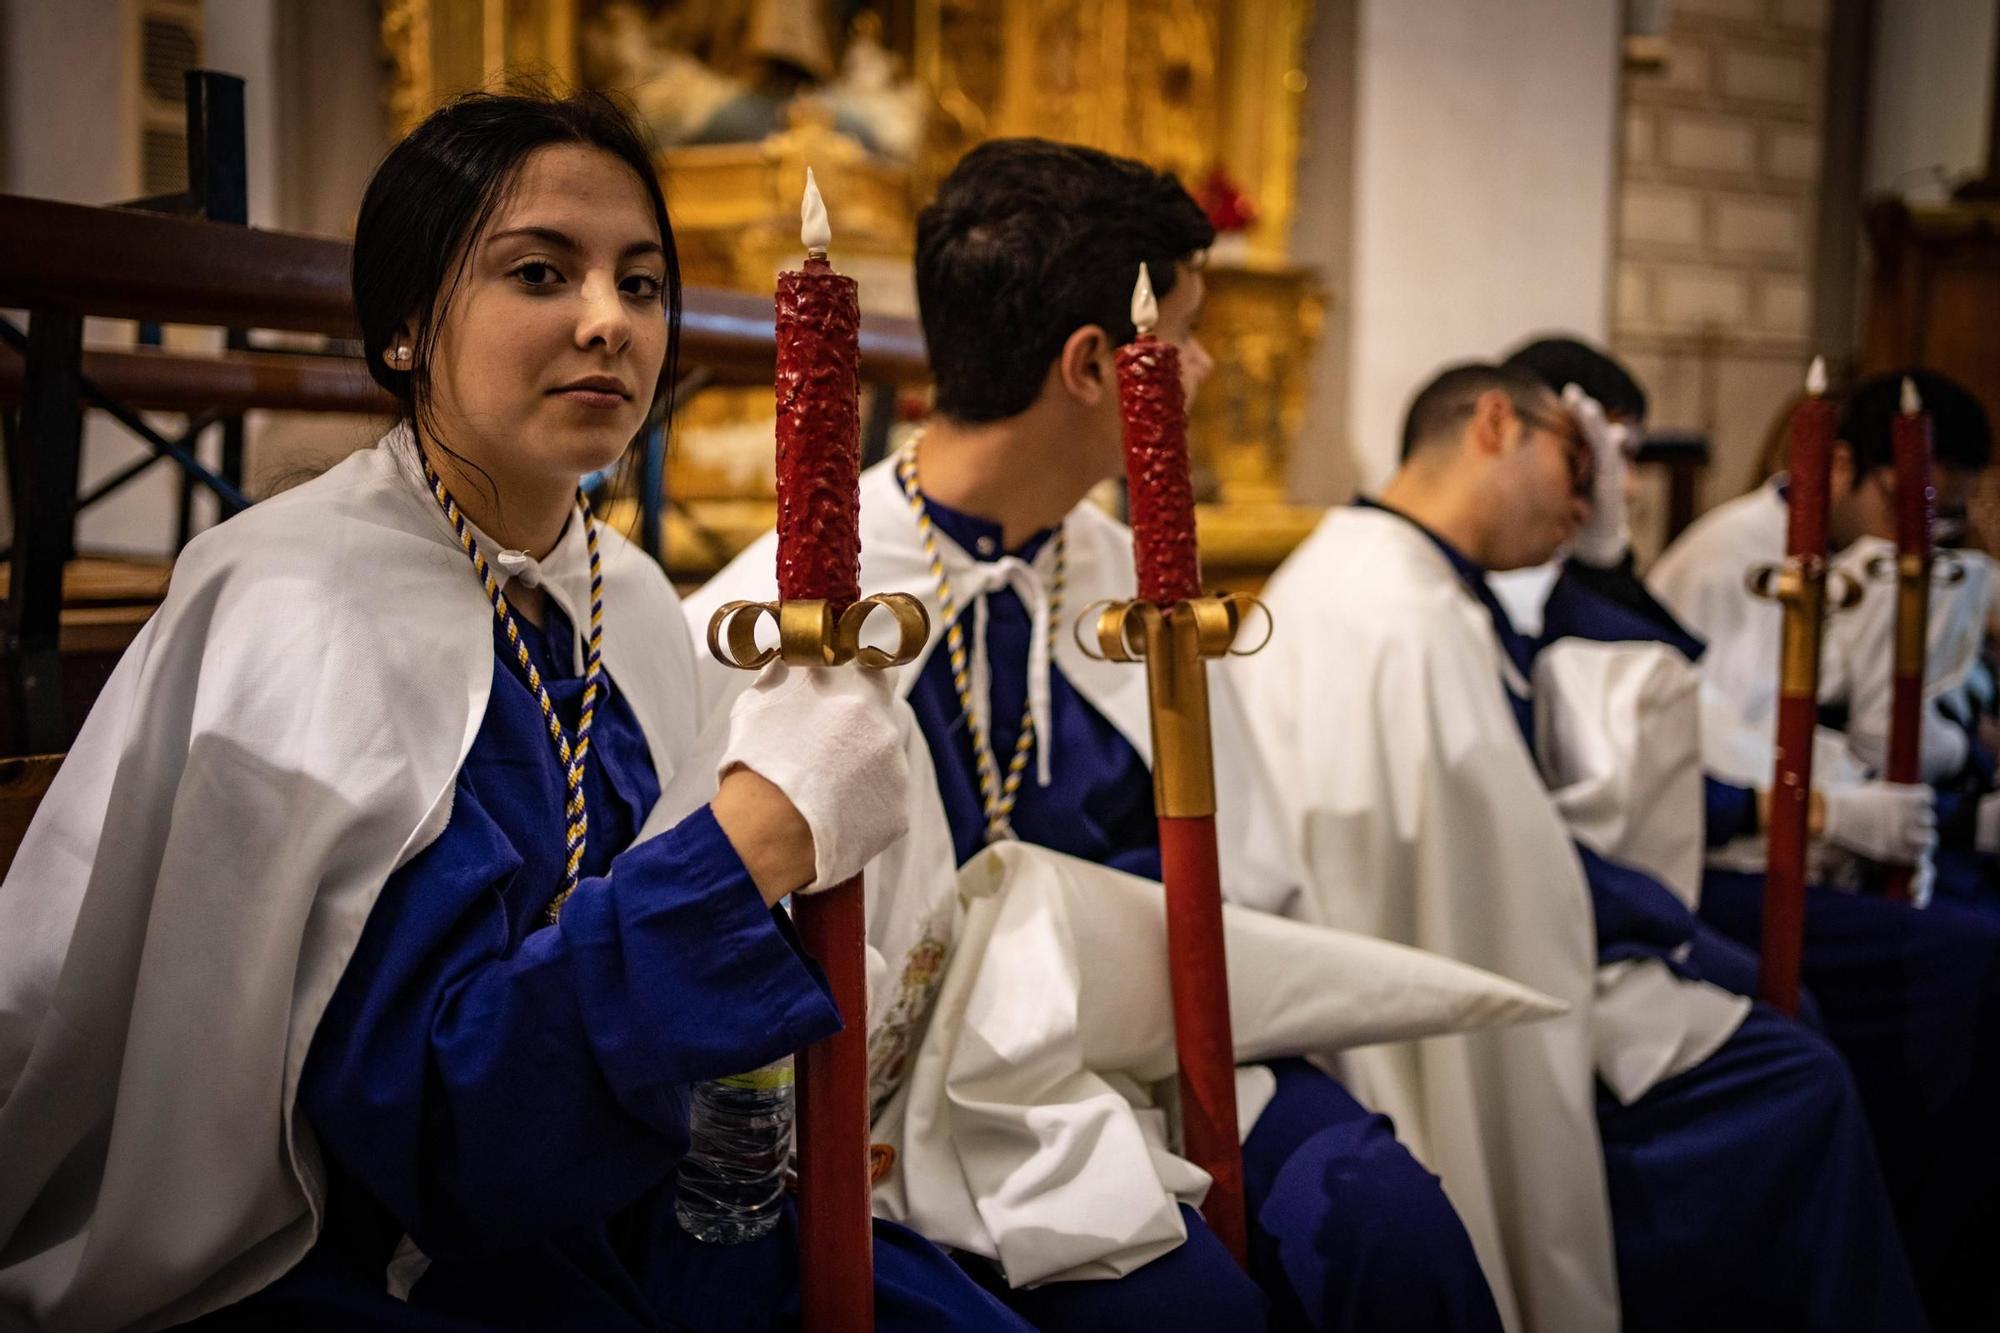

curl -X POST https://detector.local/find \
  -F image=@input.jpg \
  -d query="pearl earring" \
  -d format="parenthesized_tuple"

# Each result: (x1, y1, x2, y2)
(384, 344, 411, 368)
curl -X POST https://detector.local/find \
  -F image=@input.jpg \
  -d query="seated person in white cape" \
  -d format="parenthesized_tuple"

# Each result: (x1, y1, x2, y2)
(690, 139, 1544, 1333)
(1235, 362, 1923, 1333)
(0, 92, 1031, 1333)
(1496, 338, 2000, 1331)
(1650, 371, 2000, 910)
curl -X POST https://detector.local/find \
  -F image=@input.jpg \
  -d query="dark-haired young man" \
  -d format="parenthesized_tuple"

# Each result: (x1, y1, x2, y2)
(694, 138, 1513, 1331)
(1238, 361, 1925, 1332)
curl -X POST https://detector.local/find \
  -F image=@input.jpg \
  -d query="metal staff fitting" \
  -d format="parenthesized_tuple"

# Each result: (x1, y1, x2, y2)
(707, 592, 931, 672)
(1863, 549, 1967, 698)
(1745, 558, 1866, 696)
(1075, 592, 1273, 814)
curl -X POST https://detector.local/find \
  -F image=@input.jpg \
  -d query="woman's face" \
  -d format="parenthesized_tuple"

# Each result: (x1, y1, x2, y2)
(418, 144, 669, 489)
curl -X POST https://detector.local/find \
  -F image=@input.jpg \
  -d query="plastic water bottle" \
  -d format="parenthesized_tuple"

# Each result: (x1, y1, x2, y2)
(675, 1056, 795, 1243)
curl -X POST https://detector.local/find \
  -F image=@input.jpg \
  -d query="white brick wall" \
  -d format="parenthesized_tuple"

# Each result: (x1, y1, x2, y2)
(1717, 48, 1812, 106)
(1713, 195, 1803, 253)
(1611, 0, 1825, 548)
(1764, 125, 1819, 181)
(1663, 116, 1760, 174)
(1676, 0, 1767, 23)
(1622, 184, 1706, 247)
(1655, 265, 1754, 324)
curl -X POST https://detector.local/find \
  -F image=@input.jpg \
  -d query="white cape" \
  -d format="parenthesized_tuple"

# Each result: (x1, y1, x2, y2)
(686, 457, 1566, 1286)
(0, 429, 700, 1332)
(1648, 480, 1802, 736)
(869, 841, 1561, 1287)
(1824, 534, 1998, 774)
(1234, 507, 1758, 1333)
(1533, 636, 1707, 910)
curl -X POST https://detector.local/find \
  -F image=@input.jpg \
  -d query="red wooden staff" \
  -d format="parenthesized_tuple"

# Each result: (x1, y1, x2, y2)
(774, 171, 872, 1333)
(1882, 378, 1934, 902)
(708, 170, 928, 1330)
(1080, 263, 1260, 1264)
(1755, 357, 1836, 1015)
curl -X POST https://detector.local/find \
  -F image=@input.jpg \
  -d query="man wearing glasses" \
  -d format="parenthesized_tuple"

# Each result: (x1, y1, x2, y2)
(1236, 362, 1921, 1332)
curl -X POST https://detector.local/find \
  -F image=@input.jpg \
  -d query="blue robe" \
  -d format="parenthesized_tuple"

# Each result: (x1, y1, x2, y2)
(1541, 554, 2000, 1331)
(904, 496, 1503, 1333)
(178, 601, 1028, 1332)
(1359, 501, 1925, 1331)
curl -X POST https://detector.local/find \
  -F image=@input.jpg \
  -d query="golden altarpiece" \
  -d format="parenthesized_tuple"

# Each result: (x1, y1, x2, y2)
(382, 0, 1324, 581)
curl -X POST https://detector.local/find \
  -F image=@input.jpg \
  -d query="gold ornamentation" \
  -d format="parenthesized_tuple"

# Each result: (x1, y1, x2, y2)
(1074, 591, 1271, 818)
(382, 1, 1327, 583)
(1745, 559, 1861, 700)
(706, 593, 931, 671)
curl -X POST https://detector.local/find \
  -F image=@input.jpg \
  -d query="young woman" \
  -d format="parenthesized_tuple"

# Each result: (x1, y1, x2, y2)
(0, 91, 1027, 1332)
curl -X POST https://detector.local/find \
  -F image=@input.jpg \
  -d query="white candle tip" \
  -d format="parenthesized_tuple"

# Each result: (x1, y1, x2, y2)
(1901, 376, 1923, 415)
(801, 167, 831, 254)
(1131, 262, 1158, 335)
(1806, 355, 1828, 396)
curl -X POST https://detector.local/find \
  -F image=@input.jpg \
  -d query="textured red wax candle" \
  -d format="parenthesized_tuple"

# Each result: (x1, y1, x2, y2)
(774, 256, 862, 610)
(774, 249, 873, 1330)
(1893, 407, 1935, 556)
(1117, 334, 1203, 605)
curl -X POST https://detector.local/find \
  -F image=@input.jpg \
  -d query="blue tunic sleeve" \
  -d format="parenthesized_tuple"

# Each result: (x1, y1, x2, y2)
(1704, 776, 1759, 847)
(300, 796, 838, 1261)
(297, 598, 842, 1264)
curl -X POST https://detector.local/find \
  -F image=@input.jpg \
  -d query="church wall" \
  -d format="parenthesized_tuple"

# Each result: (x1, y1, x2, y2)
(1, 0, 174, 557)
(0, 0, 392, 558)
(1286, 0, 1359, 505)
(1339, 0, 1622, 491)
(1609, 0, 1828, 556)
(1864, 0, 1996, 199)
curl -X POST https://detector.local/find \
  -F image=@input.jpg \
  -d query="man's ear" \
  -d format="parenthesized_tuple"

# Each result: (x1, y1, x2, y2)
(1056, 325, 1114, 407)
(1468, 388, 1515, 459)
(1830, 440, 1856, 497)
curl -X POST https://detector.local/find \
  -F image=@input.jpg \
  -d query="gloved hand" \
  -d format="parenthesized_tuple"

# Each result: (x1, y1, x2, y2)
(1821, 780, 1937, 866)
(718, 663, 911, 892)
(1974, 789, 2000, 855)
(1563, 383, 1633, 567)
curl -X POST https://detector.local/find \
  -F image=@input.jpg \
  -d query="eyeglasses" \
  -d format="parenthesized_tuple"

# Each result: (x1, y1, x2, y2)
(1516, 408, 1594, 495)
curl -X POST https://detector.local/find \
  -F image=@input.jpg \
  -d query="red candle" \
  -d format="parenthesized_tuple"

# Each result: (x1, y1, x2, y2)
(1892, 378, 1935, 558)
(1761, 356, 1835, 1014)
(1117, 263, 1203, 605)
(774, 168, 862, 613)
(772, 168, 873, 1333)
(1113, 261, 1247, 1264)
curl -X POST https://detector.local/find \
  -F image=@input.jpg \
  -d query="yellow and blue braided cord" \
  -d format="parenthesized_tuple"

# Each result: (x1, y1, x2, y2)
(896, 438, 1064, 842)
(421, 455, 604, 924)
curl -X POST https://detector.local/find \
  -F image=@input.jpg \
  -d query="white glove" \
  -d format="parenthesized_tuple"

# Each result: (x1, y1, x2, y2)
(1822, 780, 1937, 866)
(1974, 790, 2000, 855)
(1563, 383, 1632, 567)
(718, 664, 911, 892)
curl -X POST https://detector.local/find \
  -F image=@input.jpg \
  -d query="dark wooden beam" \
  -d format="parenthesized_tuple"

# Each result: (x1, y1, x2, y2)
(9, 310, 84, 753)
(0, 194, 931, 383)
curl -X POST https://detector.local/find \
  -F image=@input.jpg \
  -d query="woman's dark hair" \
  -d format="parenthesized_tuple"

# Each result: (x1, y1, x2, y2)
(915, 138, 1215, 423)
(352, 87, 681, 469)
